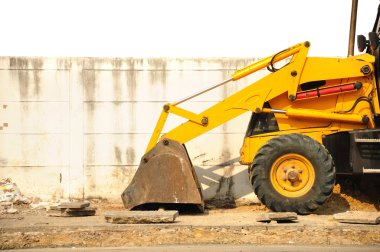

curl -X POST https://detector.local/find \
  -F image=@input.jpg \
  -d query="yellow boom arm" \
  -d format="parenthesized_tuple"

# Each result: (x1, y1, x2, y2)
(145, 42, 375, 153)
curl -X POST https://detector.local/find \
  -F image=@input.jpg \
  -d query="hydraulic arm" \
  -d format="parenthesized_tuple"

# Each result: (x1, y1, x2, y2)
(146, 42, 375, 153)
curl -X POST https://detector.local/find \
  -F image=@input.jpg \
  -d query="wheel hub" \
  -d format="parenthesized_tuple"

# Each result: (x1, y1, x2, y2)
(271, 154, 315, 197)
(287, 169, 300, 181)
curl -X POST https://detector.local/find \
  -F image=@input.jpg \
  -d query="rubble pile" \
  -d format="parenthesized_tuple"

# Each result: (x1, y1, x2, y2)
(0, 178, 31, 214)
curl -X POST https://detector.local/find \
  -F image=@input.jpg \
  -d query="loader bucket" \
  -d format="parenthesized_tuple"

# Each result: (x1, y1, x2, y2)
(121, 139, 204, 212)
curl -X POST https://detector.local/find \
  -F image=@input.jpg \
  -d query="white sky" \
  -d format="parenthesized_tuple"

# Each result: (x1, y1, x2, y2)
(0, 0, 378, 57)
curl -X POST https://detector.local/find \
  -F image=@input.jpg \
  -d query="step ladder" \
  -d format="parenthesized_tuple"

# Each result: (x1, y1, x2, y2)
(351, 130, 380, 174)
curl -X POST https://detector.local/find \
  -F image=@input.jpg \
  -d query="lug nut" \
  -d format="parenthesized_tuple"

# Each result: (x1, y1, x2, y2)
(288, 171, 297, 180)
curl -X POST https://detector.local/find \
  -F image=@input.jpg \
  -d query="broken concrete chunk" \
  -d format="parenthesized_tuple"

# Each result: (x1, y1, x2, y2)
(104, 210, 179, 224)
(333, 211, 380, 224)
(256, 212, 298, 223)
(47, 207, 96, 217)
(6, 207, 18, 214)
(58, 202, 90, 209)
(256, 214, 271, 223)
(267, 212, 298, 221)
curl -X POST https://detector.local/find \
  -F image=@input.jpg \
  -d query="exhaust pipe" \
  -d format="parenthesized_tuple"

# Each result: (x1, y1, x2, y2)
(348, 0, 359, 56)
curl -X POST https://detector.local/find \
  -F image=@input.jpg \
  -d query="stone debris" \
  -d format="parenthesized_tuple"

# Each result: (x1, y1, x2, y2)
(47, 202, 96, 217)
(104, 210, 179, 224)
(58, 202, 90, 209)
(256, 212, 298, 223)
(6, 207, 18, 214)
(47, 207, 96, 217)
(333, 211, 380, 224)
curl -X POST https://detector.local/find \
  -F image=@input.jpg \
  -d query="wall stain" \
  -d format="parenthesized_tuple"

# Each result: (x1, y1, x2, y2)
(17, 70, 29, 101)
(219, 58, 256, 71)
(126, 59, 138, 100)
(125, 59, 139, 166)
(86, 171, 97, 191)
(57, 58, 72, 70)
(148, 59, 167, 90)
(83, 69, 97, 141)
(31, 59, 43, 98)
(32, 70, 41, 98)
(86, 136, 95, 165)
(126, 106, 136, 166)
(126, 147, 135, 166)
(9, 57, 29, 69)
(83, 69, 96, 102)
(114, 146, 122, 164)
(111, 166, 135, 187)
(10, 58, 45, 100)
(111, 59, 122, 101)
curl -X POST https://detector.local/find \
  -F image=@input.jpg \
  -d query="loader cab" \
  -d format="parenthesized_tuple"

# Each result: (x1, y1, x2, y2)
(245, 103, 279, 137)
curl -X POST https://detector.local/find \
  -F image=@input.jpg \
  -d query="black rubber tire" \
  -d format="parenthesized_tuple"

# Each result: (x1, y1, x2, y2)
(249, 133, 335, 214)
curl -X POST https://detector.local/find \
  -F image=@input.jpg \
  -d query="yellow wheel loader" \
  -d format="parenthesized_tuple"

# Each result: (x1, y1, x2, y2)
(122, 0, 380, 214)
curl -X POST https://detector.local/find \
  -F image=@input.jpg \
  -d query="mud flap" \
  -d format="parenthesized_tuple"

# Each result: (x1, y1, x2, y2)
(121, 139, 204, 212)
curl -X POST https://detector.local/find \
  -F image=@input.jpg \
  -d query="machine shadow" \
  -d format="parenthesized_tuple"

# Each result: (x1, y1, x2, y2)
(194, 157, 258, 210)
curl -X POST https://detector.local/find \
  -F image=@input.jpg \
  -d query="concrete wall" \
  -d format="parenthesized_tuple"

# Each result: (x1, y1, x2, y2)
(0, 56, 268, 205)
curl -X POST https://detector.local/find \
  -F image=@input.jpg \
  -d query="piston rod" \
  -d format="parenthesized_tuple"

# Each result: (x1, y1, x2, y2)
(173, 78, 233, 106)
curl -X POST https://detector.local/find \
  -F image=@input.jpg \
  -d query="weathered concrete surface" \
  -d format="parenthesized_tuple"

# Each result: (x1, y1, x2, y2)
(334, 211, 380, 224)
(0, 56, 262, 204)
(104, 210, 178, 224)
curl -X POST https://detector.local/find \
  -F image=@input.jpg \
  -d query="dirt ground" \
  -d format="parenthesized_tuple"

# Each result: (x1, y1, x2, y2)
(315, 175, 380, 214)
(1, 175, 380, 249)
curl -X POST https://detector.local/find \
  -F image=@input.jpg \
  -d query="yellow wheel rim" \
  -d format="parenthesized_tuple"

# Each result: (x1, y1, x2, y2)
(270, 153, 315, 198)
